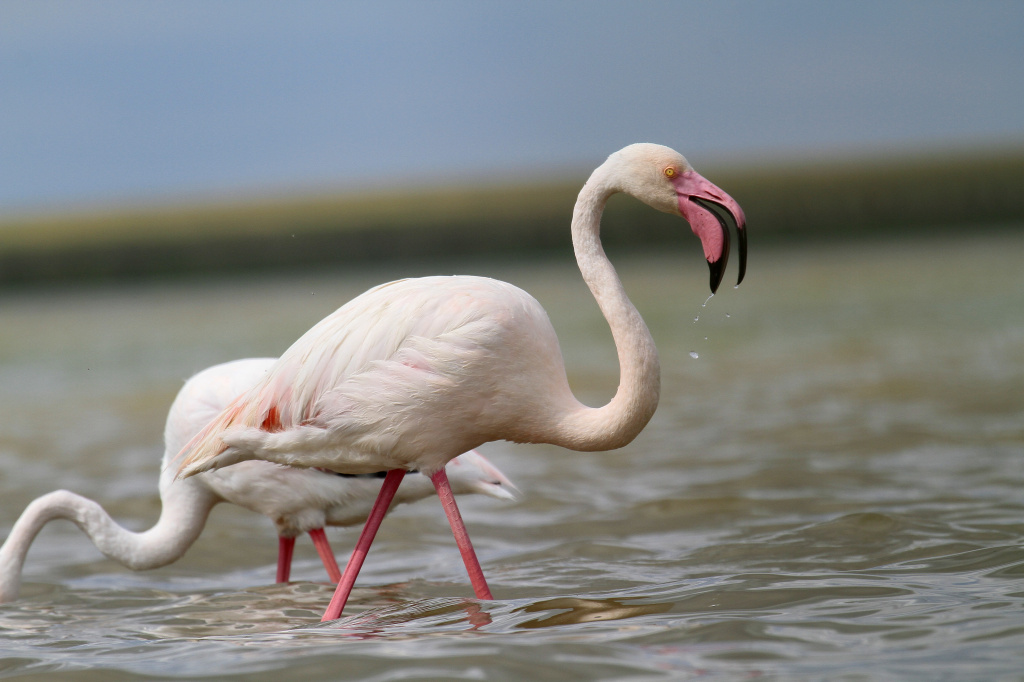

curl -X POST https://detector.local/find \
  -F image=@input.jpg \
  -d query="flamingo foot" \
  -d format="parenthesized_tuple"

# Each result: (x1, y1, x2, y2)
(277, 536, 295, 583)
(308, 527, 342, 583)
(431, 469, 493, 600)
(321, 469, 406, 621)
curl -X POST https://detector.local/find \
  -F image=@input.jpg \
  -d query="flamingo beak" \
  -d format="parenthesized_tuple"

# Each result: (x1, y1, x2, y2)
(473, 453, 520, 501)
(672, 171, 747, 293)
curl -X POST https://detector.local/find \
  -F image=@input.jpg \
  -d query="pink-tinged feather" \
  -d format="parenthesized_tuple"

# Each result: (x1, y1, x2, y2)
(174, 395, 247, 469)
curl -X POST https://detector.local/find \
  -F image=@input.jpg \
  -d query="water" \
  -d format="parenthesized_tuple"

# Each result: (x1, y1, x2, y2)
(1, 232, 1022, 680)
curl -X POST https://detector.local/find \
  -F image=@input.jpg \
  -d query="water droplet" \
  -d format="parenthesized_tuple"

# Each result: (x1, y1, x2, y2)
(689, 351, 699, 359)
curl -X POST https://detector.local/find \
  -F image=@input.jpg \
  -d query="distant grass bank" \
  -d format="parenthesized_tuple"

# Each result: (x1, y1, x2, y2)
(1, 149, 1022, 288)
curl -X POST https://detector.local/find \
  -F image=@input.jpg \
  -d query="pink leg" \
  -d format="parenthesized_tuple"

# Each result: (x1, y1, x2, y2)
(321, 469, 406, 621)
(277, 536, 296, 583)
(308, 527, 342, 583)
(431, 469, 493, 600)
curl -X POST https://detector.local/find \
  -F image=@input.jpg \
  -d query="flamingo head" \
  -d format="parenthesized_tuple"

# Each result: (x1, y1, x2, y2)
(606, 143, 747, 293)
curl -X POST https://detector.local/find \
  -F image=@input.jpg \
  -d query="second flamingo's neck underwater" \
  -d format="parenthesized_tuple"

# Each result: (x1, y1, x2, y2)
(175, 143, 747, 620)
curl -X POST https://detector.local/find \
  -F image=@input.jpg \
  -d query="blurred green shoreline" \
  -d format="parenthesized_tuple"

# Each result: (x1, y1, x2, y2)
(1, 149, 1022, 288)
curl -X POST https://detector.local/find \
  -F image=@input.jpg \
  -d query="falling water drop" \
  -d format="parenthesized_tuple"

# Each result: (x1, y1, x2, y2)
(693, 293, 715, 324)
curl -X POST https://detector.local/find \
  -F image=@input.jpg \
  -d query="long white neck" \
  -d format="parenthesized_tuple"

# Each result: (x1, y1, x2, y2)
(0, 478, 217, 602)
(553, 167, 661, 451)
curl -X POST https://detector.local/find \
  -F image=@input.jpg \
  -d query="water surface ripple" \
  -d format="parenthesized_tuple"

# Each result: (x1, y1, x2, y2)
(1, 234, 1022, 680)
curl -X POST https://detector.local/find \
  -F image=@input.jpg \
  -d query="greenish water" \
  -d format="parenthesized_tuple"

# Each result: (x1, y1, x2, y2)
(0, 232, 1022, 680)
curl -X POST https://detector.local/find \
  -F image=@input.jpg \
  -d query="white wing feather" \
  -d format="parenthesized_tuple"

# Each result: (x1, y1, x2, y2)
(179, 276, 567, 477)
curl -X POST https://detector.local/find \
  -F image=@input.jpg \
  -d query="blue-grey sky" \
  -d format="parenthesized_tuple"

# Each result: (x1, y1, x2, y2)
(2, 0, 1022, 215)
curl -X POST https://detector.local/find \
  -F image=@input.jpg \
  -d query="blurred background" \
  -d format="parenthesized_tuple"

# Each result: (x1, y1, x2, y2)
(1, 4, 1024, 678)
(1, 0, 1022, 282)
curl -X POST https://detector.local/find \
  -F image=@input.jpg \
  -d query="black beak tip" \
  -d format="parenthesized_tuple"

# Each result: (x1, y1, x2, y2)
(736, 224, 748, 287)
(708, 258, 724, 294)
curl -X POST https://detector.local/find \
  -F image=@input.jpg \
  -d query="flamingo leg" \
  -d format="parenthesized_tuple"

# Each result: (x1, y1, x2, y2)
(431, 469, 493, 600)
(308, 527, 342, 583)
(277, 536, 296, 583)
(321, 468, 406, 621)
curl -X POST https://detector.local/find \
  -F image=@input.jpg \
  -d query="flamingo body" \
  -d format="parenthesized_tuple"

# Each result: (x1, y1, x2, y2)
(184, 278, 586, 478)
(176, 143, 747, 618)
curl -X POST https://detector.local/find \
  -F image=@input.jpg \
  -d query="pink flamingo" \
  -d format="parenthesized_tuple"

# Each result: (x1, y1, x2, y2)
(0, 358, 515, 602)
(177, 143, 746, 620)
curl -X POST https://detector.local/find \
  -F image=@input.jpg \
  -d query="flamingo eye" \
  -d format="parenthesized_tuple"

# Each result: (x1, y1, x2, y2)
(664, 167, 678, 179)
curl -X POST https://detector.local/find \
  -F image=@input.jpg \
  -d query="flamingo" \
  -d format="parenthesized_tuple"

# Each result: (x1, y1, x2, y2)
(177, 143, 747, 620)
(0, 358, 515, 602)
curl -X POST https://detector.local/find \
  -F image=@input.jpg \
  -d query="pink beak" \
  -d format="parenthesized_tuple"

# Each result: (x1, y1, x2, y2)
(671, 171, 747, 293)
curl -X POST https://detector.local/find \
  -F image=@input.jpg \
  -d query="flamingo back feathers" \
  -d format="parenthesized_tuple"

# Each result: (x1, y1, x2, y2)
(176, 276, 570, 478)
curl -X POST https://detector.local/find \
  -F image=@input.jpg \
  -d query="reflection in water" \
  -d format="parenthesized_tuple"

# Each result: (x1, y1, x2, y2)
(313, 597, 494, 636)
(516, 596, 672, 628)
(307, 594, 671, 636)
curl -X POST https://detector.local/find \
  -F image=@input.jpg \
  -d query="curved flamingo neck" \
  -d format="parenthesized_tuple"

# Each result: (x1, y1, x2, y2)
(556, 168, 661, 451)
(0, 480, 217, 602)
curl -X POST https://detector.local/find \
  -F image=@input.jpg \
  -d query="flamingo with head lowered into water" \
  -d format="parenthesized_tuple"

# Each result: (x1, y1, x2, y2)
(177, 143, 747, 620)
(0, 357, 515, 602)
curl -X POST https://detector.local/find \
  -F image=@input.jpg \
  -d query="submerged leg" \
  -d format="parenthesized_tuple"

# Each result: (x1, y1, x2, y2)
(308, 527, 342, 583)
(431, 469, 493, 600)
(276, 536, 296, 583)
(321, 469, 406, 621)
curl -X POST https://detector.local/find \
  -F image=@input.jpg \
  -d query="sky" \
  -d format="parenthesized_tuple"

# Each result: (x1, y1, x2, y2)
(1, 0, 1022, 215)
